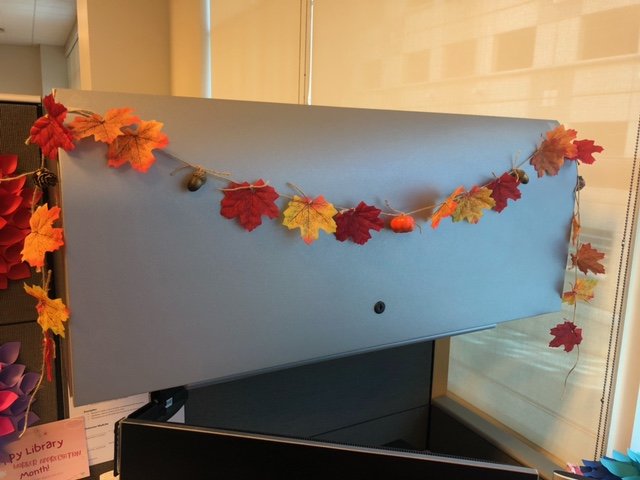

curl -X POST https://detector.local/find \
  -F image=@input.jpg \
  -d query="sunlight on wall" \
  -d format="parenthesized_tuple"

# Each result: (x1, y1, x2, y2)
(311, 0, 640, 466)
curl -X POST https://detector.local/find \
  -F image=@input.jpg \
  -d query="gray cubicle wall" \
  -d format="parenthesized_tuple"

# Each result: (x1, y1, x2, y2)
(55, 89, 575, 406)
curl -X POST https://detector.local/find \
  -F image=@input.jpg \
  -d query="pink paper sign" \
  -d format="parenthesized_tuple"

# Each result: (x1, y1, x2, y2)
(0, 417, 90, 480)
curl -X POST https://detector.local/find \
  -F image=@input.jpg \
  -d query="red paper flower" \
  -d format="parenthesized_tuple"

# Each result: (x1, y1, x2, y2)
(0, 155, 41, 289)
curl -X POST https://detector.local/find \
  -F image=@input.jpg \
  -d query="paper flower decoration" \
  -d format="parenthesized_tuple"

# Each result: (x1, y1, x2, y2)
(0, 342, 40, 462)
(578, 450, 640, 479)
(0, 154, 41, 289)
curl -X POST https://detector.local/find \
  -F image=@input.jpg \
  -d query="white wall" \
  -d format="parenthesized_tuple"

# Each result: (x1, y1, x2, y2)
(0, 44, 68, 97)
(40, 45, 68, 94)
(0, 45, 43, 95)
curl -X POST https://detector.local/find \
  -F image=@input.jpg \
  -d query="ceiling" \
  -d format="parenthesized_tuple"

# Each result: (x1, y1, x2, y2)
(0, 0, 76, 47)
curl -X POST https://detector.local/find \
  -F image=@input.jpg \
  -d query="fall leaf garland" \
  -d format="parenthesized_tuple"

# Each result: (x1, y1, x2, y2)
(1, 93, 605, 419)
(548, 128, 607, 373)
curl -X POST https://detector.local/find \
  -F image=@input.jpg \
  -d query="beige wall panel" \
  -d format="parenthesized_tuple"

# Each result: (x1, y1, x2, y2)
(170, 0, 208, 97)
(77, 0, 171, 95)
(211, 0, 302, 103)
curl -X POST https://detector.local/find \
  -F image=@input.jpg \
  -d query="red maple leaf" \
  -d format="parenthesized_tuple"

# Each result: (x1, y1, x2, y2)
(487, 172, 522, 213)
(334, 201, 384, 245)
(571, 243, 605, 275)
(569, 139, 603, 165)
(27, 94, 75, 160)
(530, 125, 577, 177)
(220, 179, 280, 231)
(43, 331, 56, 382)
(549, 321, 582, 352)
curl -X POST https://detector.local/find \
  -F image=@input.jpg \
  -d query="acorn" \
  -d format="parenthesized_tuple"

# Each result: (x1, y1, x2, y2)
(187, 168, 207, 192)
(510, 168, 529, 184)
(576, 175, 586, 191)
(32, 168, 58, 189)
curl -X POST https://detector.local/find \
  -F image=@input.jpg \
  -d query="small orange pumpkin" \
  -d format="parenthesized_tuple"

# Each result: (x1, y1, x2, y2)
(390, 214, 415, 233)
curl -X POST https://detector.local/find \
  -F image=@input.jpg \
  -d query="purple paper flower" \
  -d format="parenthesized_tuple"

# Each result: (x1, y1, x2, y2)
(579, 459, 621, 480)
(0, 342, 40, 463)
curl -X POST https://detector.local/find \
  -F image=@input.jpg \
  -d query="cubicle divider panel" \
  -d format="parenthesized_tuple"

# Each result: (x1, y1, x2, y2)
(55, 89, 575, 406)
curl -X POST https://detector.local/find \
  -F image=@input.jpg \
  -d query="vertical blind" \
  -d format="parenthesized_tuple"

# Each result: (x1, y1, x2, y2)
(310, 0, 640, 465)
(209, 0, 640, 466)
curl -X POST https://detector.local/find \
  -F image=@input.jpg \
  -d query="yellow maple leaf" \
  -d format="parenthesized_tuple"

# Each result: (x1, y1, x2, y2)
(431, 186, 465, 229)
(70, 107, 139, 144)
(21, 204, 64, 271)
(282, 195, 338, 244)
(452, 186, 496, 224)
(562, 278, 597, 305)
(24, 284, 70, 337)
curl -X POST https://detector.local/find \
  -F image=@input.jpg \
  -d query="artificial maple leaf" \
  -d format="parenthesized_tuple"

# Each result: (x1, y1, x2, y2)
(549, 321, 582, 352)
(107, 120, 169, 173)
(334, 201, 384, 245)
(42, 331, 56, 382)
(562, 278, 597, 305)
(571, 243, 605, 275)
(27, 93, 75, 160)
(70, 107, 139, 144)
(487, 172, 521, 213)
(220, 179, 280, 231)
(452, 186, 496, 224)
(569, 139, 603, 165)
(21, 204, 64, 271)
(282, 195, 338, 245)
(530, 125, 577, 177)
(431, 186, 465, 229)
(23, 283, 70, 337)
(571, 214, 581, 246)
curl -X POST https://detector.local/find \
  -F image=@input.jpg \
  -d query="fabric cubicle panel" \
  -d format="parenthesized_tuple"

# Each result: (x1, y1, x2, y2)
(55, 89, 575, 406)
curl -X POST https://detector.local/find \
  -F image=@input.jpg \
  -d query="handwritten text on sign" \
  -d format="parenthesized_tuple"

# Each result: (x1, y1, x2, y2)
(0, 417, 89, 480)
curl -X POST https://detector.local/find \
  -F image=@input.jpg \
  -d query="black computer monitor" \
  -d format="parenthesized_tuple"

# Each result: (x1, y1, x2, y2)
(116, 417, 539, 479)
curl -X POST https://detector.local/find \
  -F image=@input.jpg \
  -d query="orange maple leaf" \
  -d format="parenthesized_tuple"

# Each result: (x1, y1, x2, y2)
(571, 243, 605, 275)
(571, 214, 581, 246)
(431, 186, 465, 229)
(530, 125, 578, 177)
(24, 284, 70, 337)
(452, 186, 495, 224)
(21, 204, 64, 271)
(562, 278, 597, 305)
(282, 195, 338, 244)
(107, 120, 169, 172)
(70, 107, 139, 144)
